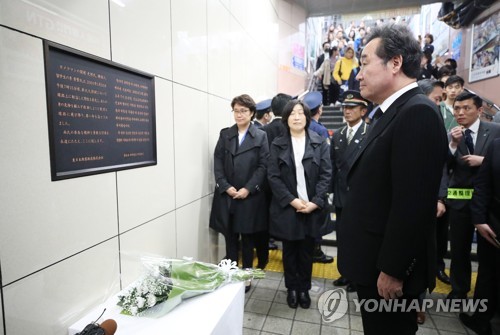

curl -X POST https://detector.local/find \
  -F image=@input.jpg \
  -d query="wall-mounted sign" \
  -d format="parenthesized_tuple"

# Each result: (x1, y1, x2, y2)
(44, 41, 157, 181)
(469, 11, 499, 83)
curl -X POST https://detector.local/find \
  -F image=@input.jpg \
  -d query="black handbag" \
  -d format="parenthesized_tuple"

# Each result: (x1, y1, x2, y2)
(76, 323, 105, 335)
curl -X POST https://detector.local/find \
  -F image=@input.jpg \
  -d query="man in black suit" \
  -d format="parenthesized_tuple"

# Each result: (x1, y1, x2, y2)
(262, 93, 292, 146)
(331, 90, 369, 292)
(460, 138, 500, 335)
(446, 92, 500, 300)
(337, 24, 448, 334)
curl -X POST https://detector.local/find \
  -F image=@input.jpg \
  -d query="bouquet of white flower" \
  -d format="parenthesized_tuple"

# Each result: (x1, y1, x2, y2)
(117, 257, 265, 317)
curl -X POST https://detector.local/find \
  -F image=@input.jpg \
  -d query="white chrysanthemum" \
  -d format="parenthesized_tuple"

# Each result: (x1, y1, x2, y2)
(147, 293, 157, 307)
(130, 306, 138, 316)
(136, 296, 146, 308)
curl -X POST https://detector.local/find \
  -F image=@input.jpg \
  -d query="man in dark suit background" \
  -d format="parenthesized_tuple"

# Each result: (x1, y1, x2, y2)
(461, 138, 500, 335)
(262, 93, 292, 146)
(446, 92, 500, 300)
(330, 90, 369, 292)
(262, 93, 292, 252)
(337, 24, 448, 334)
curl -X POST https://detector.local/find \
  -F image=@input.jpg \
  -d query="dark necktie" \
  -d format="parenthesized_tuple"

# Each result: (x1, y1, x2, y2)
(369, 107, 383, 128)
(347, 128, 354, 144)
(464, 128, 474, 155)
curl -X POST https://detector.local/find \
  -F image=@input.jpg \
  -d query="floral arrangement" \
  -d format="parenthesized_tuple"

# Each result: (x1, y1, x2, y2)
(116, 257, 265, 317)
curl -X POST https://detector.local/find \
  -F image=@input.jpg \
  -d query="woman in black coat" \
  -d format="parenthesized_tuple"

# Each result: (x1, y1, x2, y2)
(209, 94, 269, 275)
(267, 100, 332, 309)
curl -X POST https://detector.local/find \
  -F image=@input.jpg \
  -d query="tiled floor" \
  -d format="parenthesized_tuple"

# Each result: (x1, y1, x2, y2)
(242, 246, 498, 335)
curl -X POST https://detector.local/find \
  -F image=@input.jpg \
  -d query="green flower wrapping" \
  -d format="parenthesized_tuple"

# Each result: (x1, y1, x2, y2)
(117, 257, 265, 317)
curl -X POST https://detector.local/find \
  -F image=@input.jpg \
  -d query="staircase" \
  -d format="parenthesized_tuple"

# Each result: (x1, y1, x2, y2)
(321, 104, 345, 135)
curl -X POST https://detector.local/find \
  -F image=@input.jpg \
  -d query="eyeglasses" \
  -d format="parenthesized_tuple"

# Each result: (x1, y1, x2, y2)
(453, 105, 474, 113)
(232, 109, 250, 115)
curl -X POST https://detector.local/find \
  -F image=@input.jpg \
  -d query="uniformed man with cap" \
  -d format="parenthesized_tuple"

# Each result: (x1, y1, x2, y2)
(303, 91, 330, 140)
(331, 90, 370, 291)
(301, 91, 334, 264)
(254, 99, 273, 128)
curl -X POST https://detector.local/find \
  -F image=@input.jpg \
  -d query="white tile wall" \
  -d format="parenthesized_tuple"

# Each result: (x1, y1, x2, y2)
(119, 212, 177, 287)
(175, 197, 211, 262)
(110, 0, 172, 79)
(117, 78, 175, 232)
(207, 0, 231, 98)
(171, 0, 208, 91)
(2, 239, 120, 335)
(173, 84, 210, 207)
(0, 0, 111, 58)
(0, 27, 118, 284)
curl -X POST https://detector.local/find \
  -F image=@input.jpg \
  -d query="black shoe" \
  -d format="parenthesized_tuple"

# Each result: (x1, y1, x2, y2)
(346, 283, 357, 292)
(312, 250, 334, 263)
(298, 291, 311, 309)
(245, 282, 251, 293)
(333, 277, 349, 286)
(257, 260, 268, 270)
(446, 291, 467, 300)
(459, 313, 492, 335)
(437, 270, 451, 285)
(287, 290, 298, 309)
(268, 242, 278, 250)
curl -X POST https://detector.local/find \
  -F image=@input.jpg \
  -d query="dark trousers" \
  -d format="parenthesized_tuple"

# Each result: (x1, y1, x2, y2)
(282, 236, 315, 291)
(449, 206, 475, 295)
(472, 233, 500, 321)
(356, 285, 418, 335)
(321, 83, 340, 106)
(225, 232, 254, 268)
(253, 230, 269, 268)
(436, 208, 449, 272)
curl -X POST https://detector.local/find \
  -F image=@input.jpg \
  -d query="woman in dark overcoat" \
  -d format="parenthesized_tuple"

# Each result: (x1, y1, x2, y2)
(209, 94, 269, 278)
(267, 100, 332, 309)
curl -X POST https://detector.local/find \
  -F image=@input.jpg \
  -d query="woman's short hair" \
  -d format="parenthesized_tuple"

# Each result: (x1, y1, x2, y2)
(425, 33, 434, 44)
(231, 94, 256, 117)
(281, 100, 312, 132)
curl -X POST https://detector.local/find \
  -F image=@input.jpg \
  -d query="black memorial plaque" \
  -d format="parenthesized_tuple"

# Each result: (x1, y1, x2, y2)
(44, 41, 157, 180)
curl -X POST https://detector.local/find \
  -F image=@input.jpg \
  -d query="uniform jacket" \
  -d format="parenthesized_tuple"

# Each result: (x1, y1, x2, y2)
(267, 130, 332, 241)
(209, 123, 269, 235)
(330, 121, 368, 208)
(309, 119, 330, 139)
(337, 87, 448, 295)
(470, 138, 500, 234)
(447, 121, 500, 210)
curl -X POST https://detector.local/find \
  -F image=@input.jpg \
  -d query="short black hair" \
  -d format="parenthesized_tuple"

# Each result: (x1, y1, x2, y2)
(231, 94, 256, 118)
(255, 108, 270, 119)
(281, 100, 312, 133)
(437, 65, 456, 79)
(271, 93, 293, 117)
(445, 58, 457, 69)
(424, 33, 434, 44)
(444, 75, 464, 88)
(365, 24, 422, 79)
(454, 91, 482, 109)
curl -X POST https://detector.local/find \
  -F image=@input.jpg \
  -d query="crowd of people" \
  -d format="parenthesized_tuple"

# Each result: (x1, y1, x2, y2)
(209, 23, 500, 335)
